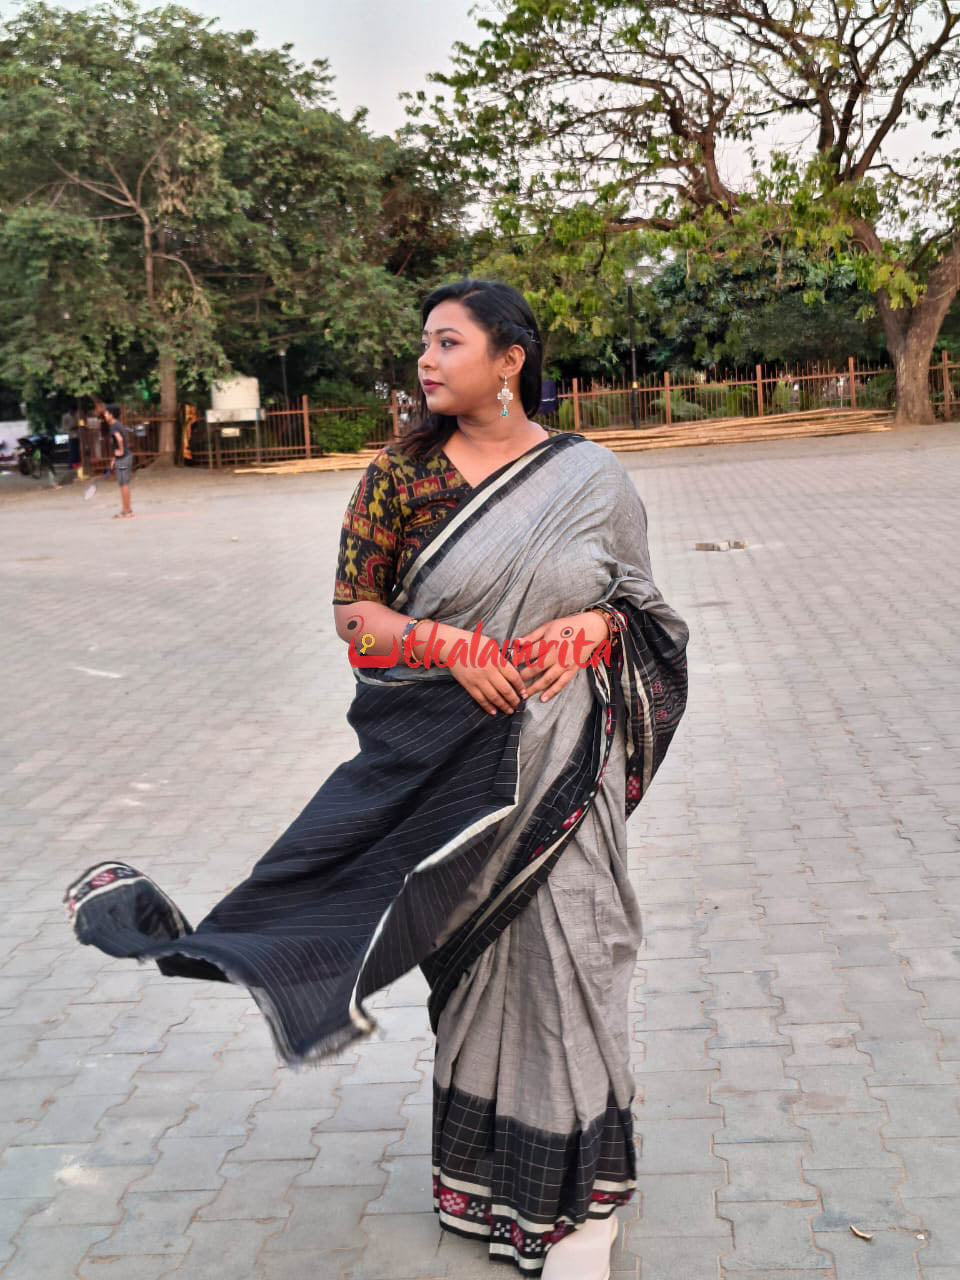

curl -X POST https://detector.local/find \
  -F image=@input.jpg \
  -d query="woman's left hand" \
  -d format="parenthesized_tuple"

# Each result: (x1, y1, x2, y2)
(514, 611, 609, 702)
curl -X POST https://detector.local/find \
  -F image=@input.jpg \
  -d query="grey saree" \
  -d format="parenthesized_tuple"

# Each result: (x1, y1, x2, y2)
(65, 429, 688, 1275)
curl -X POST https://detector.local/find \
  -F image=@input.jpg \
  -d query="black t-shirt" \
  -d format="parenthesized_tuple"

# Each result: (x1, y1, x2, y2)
(109, 422, 130, 459)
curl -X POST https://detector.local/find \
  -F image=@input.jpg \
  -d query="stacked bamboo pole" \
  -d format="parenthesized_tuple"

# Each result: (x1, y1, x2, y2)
(234, 449, 382, 475)
(234, 408, 895, 475)
(583, 408, 894, 452)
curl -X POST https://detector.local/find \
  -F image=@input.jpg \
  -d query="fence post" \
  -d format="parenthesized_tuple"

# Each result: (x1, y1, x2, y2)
(663, 371, 672, 426)
(756, 363, 764, 417)
(301, 394, 312, 459)
(848, 356, 857, 410)
(391, 389, 401, 438)
(943, 349, 952, 421)
(572, 378, 581, 432)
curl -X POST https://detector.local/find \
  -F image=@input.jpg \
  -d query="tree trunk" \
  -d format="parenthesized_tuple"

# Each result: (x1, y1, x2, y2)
(854, 222, 959, 427)
(157, 347, 177, 460)
(883, 310, 942, 426)
(891, 342, 936, 425)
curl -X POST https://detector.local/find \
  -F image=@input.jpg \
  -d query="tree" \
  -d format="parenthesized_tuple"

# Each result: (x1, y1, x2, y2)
(468, 198, 640, 374)
(0, 3, 460, 454)
(408, 0, 960, 423)
(632, 246, 890, 371)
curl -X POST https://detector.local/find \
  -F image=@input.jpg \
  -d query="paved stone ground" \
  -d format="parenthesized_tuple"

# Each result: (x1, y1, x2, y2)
(2, 423, 959, 1280)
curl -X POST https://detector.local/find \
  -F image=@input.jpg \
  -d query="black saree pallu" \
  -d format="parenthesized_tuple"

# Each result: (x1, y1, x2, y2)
(65, 603, 688, 1067)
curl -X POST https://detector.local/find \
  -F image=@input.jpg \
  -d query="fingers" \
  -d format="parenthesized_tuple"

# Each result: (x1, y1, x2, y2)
(485, 668, 525, 714)
(499, 662, 527, 699)
(519, 664, 578, 702)
(463, 667, 527, 716)
(519, 668, 552, 696)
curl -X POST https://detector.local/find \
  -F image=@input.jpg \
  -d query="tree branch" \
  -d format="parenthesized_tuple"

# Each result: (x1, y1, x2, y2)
(53, 164, 133, 209)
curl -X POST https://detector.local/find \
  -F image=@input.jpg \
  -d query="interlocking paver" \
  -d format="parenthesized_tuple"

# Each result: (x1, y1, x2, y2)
(196, 1157, 307, 1221)
(4, 423, 960, 1277)
(813, 1229, 927, 1280)
(85, 1188, 215, 1257)
(299, 1130, 401, 1187)
(716, 1141, 815, 1202)
(720, 1201, 832, 1270)
(811, 1166, 920, 1232)
(0, 1223, 114, 1280)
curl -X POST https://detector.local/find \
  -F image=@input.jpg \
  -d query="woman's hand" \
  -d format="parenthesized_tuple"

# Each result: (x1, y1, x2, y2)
(514, 611, 610, 702)
(437, 624, 528, 716)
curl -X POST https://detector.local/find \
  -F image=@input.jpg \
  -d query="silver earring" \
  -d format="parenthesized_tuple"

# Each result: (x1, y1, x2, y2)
(497, 375, 514, 418)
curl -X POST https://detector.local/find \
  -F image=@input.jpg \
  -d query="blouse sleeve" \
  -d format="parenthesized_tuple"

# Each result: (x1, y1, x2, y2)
(332, 450, 403, 605)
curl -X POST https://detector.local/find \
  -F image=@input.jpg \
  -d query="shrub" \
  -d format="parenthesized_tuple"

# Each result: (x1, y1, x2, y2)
(311, 413, 381, 453)
(795, 383, 834, 411)
(558, 397, 611, 430)
(856, 371, 896, 409)
(689, 384, 718, 409)
(650, 391, 707, 422)
(310, 378, 382, 412)
(768, 380, 794, 414)
(718, 386, 757, 418)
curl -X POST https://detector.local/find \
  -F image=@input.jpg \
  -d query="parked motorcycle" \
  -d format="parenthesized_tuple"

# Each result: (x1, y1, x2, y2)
(17, 433, 59, 483)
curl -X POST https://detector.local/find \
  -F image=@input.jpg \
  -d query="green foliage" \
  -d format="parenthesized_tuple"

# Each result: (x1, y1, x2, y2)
(719, 387, 758, 418)
(651, 391, 707, 422)
(467, 196, 634, 374)
(408, 0, 960, 419)
(769, 380, 794, 414)
(796, 383, 834, 412)
(856, 371, 896, 409)
(310, 413, 382, 453)
(0, 2, 467, 423)
(558, 396, 611, 430)
(309, 378, 383, 411)
(628, 246, 887, 373)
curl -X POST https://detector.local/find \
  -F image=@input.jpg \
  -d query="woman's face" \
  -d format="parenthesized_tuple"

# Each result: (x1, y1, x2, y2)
(418, 299, 519, 418)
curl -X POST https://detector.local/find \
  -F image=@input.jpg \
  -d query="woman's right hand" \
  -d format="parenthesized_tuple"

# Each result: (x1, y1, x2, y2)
(434, 624, 528, 716)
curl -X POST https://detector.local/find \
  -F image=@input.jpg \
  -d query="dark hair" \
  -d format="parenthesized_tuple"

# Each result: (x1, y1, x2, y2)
(398, 279, 543, 459)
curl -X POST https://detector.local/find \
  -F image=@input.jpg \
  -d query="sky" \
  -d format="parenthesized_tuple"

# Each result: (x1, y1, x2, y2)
(162, 0, 486, 134)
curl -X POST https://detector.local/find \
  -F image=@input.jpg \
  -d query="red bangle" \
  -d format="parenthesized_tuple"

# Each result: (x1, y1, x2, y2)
(587, 607, 620, 645)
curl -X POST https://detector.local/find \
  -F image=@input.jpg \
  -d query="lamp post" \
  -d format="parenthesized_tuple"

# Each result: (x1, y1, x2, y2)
(278, 346, 289, 405)
(624, 266, 640, 428)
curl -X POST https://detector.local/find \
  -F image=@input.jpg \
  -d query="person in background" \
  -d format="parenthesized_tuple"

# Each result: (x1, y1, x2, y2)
(538, 374, 559, 416)
(102, 404, 133, 518)
(61, 406, 80, 470)
(85, 406, 103, 465)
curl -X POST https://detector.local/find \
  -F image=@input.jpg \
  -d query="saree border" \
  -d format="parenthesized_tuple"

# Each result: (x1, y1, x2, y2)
(431, 1082, 637, 1272)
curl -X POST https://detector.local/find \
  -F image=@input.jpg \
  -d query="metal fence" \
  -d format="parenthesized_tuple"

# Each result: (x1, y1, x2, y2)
(93, 353, 957, 470)
(540, 354, 959, 433)
(183, 397, 395, 467)
(78, 413, 170, 477)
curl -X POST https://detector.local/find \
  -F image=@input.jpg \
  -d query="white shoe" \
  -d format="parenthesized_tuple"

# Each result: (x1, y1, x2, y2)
(542, 1213, 619, 1280)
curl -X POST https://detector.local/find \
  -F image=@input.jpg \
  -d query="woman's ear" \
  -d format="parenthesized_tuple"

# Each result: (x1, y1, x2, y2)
(500, 343, 527, 379)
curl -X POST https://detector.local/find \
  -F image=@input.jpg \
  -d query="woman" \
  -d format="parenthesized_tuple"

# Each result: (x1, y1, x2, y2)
(65, 280, 688, 1278)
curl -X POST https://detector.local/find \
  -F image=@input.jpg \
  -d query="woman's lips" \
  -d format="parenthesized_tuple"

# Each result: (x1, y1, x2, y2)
(421, 382, 442, 391)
